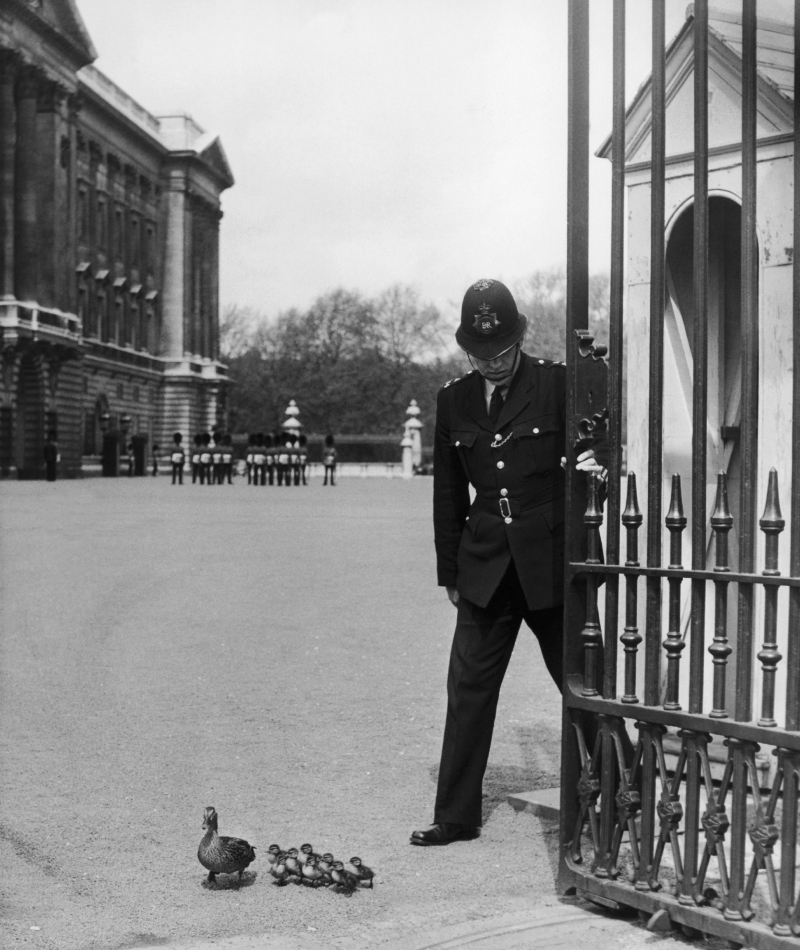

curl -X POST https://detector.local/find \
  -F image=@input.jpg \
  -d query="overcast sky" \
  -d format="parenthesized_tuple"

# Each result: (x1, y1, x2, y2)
(75, 0, 793, 324)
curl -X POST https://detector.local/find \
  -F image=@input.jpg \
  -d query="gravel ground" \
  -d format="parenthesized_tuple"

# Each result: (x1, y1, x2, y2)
(0, 476, 567, 950)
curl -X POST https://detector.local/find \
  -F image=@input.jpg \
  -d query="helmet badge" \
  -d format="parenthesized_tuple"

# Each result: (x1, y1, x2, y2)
(473, 302, 499, 335)
(472, 279, 494, 292)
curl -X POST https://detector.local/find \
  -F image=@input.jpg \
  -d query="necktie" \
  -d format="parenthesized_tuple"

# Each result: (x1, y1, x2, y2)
(489, 386, 505, 423)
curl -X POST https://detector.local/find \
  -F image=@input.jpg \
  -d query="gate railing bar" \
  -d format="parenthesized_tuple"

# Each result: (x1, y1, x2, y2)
(569, 563, 800, 588)
(597, 0, 628, 879)
(646, 0, 666, 709)
(664, 474, 687, 710)
(728, 3, 759, 920)
(788, 0, 800, 735)
(562, 0, 590, 862)
(683, 2, 709, 905)
(779, 6, 800, 930)
(639, 0, 667, 895)
(758, 470, 784, 728)
(691, 0, 709, 715)
(709, 472, 733, 719)
(621, 474, 643, 704)
(737, 0, 759, 724)
(604, 0, 626, 703)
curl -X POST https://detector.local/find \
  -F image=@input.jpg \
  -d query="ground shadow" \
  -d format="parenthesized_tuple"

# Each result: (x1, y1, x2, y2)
(200, 870, 258, 890)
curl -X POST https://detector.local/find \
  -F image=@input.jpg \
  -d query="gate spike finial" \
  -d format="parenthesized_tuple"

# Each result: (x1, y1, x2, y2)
(665, 472, 687, 528)
(622, 472, 643, 527)
(759, 468, 784, 533)
(710, 471, 733, 529)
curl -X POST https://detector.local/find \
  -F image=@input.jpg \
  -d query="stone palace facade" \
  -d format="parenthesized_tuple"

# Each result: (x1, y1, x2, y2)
(0, 0, 233, 477)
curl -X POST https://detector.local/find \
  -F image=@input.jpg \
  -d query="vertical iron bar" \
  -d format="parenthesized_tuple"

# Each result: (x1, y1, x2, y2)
(639, 1, 666, 896)
(603, 0, 626, 702)
(645, 0, 666, 709)
(622, 474, 643, 704)
(664, 474, 687, 709)
(727, 0, 758, 923)
(758, 470, 784, 727)
(560, 0, 590, 884)
(684, 1, 709, 903)
(787, 0, 800, 733)
(582, 474, 604, 696)
(690, 0, 709, 716)
(598, 0, 627, 877)
(710, 473, 733, 718)
(736, 0, 758, 723)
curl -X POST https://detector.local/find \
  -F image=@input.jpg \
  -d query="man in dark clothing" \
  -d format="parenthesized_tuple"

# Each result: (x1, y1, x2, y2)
(410, 278, 606, 847)
(43, 430, 59, 482)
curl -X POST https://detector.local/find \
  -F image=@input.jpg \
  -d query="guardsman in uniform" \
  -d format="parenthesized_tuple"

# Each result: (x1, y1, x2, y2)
(277, 436, 291, 486)
(410, 278, 608, 848)
(245, 434, 256, 484)
(264, 433, 276, 485)
(211, 431, 224, 486)
(298, 434, 309, 485)
(322, 434, 337, 485)
(200, 432, 212, 485)
(291, 435, 302, 486)
(222, 434, 234, 484)
(191, 434, 202, 484)
(170, 432, 185, 484)
(252, 433, 265, 487)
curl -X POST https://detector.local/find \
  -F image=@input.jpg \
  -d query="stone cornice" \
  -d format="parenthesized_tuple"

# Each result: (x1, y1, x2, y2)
(5, 0, 96, 74)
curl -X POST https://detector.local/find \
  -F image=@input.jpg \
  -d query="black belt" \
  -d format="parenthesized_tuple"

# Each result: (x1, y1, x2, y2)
(473, 487, 564, 520)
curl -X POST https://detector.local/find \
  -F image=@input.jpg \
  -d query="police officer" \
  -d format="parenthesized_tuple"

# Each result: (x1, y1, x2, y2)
(410, 278, 607, 847)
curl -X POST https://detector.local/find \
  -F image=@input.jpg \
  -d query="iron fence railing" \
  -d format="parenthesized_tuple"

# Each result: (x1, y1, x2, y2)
(560, 2, 800, 946)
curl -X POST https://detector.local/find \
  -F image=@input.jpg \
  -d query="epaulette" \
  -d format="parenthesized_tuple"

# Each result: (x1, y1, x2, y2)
(440, 369, 475, 391)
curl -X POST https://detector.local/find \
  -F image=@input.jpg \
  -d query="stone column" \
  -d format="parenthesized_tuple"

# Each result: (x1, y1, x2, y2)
(35, 79, 67, 309)
(160, 169, 187, 359)
(14, 66, 39, 303)
(210, 209, 221, 361)
(0, 51, 18, 300)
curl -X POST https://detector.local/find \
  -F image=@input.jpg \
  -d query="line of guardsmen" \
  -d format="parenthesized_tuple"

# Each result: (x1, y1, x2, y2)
(245, 433, 309, 487)
(165, 431, 236, 485)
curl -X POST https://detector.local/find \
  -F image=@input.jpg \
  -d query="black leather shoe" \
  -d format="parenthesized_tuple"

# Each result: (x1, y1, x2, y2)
(410, 822, 480, 846)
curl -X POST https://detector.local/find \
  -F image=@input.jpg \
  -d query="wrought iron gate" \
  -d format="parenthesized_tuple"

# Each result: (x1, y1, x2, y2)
(560, 2, 800, 946)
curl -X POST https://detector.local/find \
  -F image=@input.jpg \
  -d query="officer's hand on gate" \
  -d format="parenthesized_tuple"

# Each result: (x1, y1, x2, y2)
(446, 587, 459, 607)
(561, 449, 608, 482)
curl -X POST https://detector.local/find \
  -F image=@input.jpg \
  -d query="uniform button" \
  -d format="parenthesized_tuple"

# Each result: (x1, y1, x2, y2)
(455, 441, 460, 447)
(539, 359, 545, 364)
(497, 461, 504, 469)
(533, 427, 540, 434)
(495, 433, 502, 440)
(500, 488, 508, 497)
(504, 517, 512, 524)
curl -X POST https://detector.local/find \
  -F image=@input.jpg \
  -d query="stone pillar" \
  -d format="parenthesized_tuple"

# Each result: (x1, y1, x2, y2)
(160, 169, 187, 359)
(14, 66, 39, 303)
(211, 210, 221, 361)
(35, 79, 67, 310)
(0, 51, 18, 300)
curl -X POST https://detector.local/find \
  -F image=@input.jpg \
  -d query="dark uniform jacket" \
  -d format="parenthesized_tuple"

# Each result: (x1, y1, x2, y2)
(433, 352, 570, 611)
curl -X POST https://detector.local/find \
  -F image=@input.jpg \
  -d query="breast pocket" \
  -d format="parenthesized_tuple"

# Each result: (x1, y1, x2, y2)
(513, 415, 562, 477)
(450, 429, 479, 478)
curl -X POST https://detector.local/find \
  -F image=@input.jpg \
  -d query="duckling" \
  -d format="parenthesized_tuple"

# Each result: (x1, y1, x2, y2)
(348, 856, 374, 888)
(269, 851, 292, 886)
(197, 806, 256, 885)
(266, 844, 282, 867)
(330, 860, 358, 893)
(283, 847, 302, 880)
(299, 843, 320, 866)
(300, 854, 326, 887)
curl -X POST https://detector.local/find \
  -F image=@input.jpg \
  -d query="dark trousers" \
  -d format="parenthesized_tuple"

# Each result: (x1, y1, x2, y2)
(434, 562, 563, 828)
(323, 464, 335, 485)
(171, 462, 183, 485)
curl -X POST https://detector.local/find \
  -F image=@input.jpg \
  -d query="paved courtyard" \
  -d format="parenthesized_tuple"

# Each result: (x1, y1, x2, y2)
(0, 475, 571, 950)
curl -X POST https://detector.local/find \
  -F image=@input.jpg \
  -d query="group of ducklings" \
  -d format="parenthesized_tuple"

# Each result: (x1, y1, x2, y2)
(197, 806, 374, 894)
(267, 844, 374, 892)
